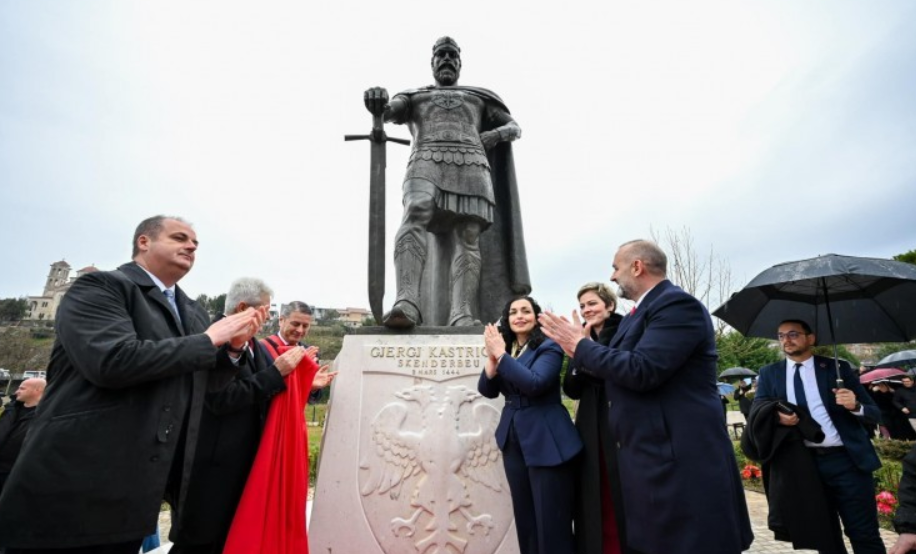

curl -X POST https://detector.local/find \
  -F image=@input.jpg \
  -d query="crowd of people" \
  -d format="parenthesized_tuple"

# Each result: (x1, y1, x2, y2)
(2, 215, 915, 554)
(0, 216, 335, 554)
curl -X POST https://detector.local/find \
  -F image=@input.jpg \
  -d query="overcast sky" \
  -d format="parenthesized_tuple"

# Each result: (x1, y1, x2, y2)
(2, 1, 914, 319)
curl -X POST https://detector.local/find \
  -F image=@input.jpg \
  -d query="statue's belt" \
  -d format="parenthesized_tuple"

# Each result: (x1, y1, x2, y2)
(409, 145, 489, 168)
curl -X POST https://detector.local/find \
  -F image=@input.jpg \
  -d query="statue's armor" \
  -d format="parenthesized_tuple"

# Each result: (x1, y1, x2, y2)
(398, 89, 495, 230)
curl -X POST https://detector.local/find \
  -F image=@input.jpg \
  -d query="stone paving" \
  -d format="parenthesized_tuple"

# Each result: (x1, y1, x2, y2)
(150, 489, 900, 553)
(743, 489, 899, 552)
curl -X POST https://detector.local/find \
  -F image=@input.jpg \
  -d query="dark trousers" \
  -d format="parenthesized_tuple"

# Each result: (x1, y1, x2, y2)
(7, 540, 143, 554)
(814, 449, 886, 554)
(502, 424, 576, 554)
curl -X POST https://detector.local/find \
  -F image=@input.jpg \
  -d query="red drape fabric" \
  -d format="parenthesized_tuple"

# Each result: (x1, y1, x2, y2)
(223, 345, 319, 554)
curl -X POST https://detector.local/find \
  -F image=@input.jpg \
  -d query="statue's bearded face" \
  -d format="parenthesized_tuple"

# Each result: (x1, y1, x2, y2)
(432, 47, 461, 86)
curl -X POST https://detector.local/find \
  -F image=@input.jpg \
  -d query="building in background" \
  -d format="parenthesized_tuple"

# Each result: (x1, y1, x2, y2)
(26, 261, 98, 321)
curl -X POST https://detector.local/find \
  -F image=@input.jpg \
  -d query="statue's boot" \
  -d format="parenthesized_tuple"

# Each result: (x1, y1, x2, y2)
(383, 231, 426, 329)
(448, 235, 482, 327)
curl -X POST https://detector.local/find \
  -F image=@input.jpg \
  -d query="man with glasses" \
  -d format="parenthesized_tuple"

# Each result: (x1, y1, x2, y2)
(754, 319, 884, 553)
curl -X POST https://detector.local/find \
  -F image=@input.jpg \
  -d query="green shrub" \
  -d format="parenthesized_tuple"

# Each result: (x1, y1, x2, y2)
(874, 439, 915, 462)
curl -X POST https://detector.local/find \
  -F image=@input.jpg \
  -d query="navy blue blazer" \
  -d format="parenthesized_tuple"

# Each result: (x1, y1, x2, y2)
(478, 339, 582, 467)
(754, 355, 881, 472)
(574, 280, 753, 554)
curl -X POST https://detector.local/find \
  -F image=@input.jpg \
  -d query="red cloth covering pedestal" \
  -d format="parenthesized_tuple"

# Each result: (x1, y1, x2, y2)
(223, 346, 319, 554)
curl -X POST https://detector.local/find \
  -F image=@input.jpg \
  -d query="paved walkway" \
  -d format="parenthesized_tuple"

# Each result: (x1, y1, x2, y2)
(744, 489, 899, 552)
(150, 489, 900, 553)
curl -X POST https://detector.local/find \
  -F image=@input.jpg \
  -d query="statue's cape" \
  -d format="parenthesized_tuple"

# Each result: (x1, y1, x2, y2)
(397, 85, 530, 323)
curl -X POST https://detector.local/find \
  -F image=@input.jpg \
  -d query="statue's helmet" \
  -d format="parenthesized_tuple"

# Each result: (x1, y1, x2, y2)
(432, 36, 460, 54)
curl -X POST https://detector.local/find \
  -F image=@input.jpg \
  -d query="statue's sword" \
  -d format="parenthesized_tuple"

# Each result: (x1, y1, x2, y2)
(345, 112, 409, 323)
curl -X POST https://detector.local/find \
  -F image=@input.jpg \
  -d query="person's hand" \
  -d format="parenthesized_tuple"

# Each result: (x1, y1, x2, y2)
(311, 364, 338, 390)
(889, 532, 916, 554)
(303, 345, 320, 363)
(538, 311, 587, 357)
(483, 324, 504, 379)
(777, 411, 800, 426)
(205, 307, 265, 347)
(483, 324, 505, 361)
(227, 305, 269, 350)
(832, 388, 858, 410)
(273, 346, 308, 377)
(906, 408, 912, 415)
(364, 87, 389, 116)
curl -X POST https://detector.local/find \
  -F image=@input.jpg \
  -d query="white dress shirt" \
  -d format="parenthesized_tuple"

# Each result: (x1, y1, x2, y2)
(785, 357, 844, 447)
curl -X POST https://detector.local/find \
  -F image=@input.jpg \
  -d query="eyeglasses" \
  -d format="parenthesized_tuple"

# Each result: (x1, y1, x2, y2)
(776, 331, 808, 341)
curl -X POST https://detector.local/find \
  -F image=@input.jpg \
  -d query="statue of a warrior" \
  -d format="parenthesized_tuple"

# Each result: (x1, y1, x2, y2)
(364, 37, 530, 329)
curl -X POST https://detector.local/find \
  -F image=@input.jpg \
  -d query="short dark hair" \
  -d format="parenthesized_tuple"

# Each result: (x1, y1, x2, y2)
(497, 296, 546, 350)
(132, 215, 189, 257)
(619, 239, 667, 276)
(281, 301, 312, 318)
(779, 319, 813, 334)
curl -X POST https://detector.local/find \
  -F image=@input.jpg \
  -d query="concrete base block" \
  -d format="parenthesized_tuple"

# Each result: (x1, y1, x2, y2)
(309, 333, 519, 554)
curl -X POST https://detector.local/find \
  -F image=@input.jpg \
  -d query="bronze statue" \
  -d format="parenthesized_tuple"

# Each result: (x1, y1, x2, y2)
(364, 37, 530, 329)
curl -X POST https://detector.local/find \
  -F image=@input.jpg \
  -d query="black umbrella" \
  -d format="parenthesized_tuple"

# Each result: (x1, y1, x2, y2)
(719, 367, 758, 379)
(876, 350, 916, 369)
(713, 254, 916, 386)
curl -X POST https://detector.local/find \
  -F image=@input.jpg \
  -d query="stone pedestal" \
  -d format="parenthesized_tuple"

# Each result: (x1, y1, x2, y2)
(309, 331, 519, 554)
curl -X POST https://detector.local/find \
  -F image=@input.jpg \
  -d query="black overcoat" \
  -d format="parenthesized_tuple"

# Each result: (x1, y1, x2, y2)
(0, 262, 224, 548)
(563, 313, 636, 554)
(168, 339, 286, 549)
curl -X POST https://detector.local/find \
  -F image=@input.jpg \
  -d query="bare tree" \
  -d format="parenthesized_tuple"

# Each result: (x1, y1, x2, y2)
(650, 225, 734, 335)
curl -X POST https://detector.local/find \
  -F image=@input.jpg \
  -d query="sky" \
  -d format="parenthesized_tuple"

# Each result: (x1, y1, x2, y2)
(1, 1, 915, 319)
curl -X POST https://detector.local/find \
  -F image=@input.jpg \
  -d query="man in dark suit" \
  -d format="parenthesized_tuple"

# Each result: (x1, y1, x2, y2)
(755, 319, 885, 554)
(0, 216, 267, 554)
(168, 277, 309, 554)
(540, 239, 753, 554)
(0, 378, 45, 495)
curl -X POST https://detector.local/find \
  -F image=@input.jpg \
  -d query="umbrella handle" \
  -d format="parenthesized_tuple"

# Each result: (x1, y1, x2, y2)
(836, 379, 845, 389)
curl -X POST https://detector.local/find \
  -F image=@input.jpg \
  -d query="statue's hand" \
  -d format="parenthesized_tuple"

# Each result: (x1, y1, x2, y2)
(364, 87, 389, 116)
(479, 130, 500, 150)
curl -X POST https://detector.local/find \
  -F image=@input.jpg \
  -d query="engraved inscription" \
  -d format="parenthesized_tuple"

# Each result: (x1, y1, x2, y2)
(366, 344, 488, 379)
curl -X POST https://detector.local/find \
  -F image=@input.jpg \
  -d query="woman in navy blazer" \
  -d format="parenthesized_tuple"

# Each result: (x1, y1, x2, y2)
(478, 296, 582, 554)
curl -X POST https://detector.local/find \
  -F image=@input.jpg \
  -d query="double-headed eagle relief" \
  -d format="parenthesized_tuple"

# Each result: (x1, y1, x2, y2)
(359, 384, 511, 553)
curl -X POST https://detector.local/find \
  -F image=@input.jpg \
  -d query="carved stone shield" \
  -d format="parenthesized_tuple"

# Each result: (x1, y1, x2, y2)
(309, 334, 519, 554)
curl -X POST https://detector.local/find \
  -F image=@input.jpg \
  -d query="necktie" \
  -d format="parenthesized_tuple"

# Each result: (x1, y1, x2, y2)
(793, 362, 807, 407)
(163, 289, 182, 323)
(629, 305, 636, 316)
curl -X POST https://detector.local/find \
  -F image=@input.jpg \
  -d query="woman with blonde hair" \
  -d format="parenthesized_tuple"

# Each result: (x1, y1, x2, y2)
(563, 282, 633, 554)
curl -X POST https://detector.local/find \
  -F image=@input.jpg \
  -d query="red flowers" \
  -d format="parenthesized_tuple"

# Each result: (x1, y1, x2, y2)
(876, 491, 898, 515)
(741, 464, 762, 480)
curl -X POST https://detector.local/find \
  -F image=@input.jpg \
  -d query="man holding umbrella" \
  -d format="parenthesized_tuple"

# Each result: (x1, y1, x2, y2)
(754, 319, 884, 554)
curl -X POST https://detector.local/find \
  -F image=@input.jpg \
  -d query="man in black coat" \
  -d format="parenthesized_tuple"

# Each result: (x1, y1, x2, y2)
(0, 378, 45, 494)
(893, 376, 916, 434)
(0, 216, 267, 554)
(167, 278, 309, 554)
